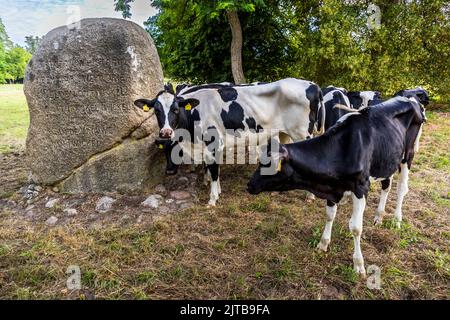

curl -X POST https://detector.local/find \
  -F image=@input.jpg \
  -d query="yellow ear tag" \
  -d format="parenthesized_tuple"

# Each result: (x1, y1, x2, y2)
(277, 159, 282, 172)
(158, 144, 164, 149)
(185, 103, 192, 111)
(143, 104, 150, 112)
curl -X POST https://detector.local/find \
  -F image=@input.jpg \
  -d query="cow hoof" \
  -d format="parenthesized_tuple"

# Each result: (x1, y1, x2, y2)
(395, 220, 401, 229)
(353, 261, 366, 278)
(373, 214, 384, 226)
(207, 200, 217, 208)
(306, 193, 316, 202)
(316, 239, 329, 252)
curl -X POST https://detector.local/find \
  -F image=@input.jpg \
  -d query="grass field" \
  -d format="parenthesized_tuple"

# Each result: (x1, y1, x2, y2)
(0, 84, 448, 299)
(0, 85, 29, 153)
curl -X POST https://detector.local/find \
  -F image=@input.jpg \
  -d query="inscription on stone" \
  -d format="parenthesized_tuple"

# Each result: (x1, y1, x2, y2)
(24, 18, 164, 192)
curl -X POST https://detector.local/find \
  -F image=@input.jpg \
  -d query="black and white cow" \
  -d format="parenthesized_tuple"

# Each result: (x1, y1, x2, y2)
(247, 96, 426, 275)
(394, 87, 429, 152)
(394, 87, 430, 106)
(347, 91, 383, 109)
(135, 78, 325, 206)
(321, 86, 353, 131)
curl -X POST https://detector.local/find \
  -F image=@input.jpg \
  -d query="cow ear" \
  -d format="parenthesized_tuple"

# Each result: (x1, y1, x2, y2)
(165, 83, 175, 95)
(134, 98, 156, 112)
(178, 98, 200, 110)
(278, 146, 294, 176)
(176, 84, 189, 95)
(279, 145, 289, 162)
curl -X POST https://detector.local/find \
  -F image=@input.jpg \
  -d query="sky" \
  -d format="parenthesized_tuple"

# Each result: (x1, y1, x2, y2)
(0, 0, 157, 46)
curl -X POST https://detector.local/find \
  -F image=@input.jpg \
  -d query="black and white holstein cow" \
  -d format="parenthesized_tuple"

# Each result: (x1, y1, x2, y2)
(247, 96, 426, 275)
(134, 78, 325, 206)
(321, 86, 352, 131)
(347, 90, 383, 109)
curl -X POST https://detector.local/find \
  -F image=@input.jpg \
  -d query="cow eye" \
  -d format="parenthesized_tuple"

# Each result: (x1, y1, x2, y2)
(172, 108, 179, 115)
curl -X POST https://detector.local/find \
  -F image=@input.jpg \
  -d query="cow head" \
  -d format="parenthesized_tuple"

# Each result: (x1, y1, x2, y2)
(134, 83, 199, 139)
(247, 145, 294, 195)
(394, 87, 429, 106)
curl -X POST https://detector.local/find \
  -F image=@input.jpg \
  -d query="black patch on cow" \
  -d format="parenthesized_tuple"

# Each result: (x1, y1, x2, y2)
(381, 178, 391, 190)
(220, 101, 245, 132)
(218, 87, 238, 102)
(207, 163, 219, 181)
(322, 86, 336, 96)
(347, 92, 363, 109)
(245, 117, 264, 132)
(305, 83, 321, 135)
(192, 109, 200, 122)
(175, 83, 190, 95)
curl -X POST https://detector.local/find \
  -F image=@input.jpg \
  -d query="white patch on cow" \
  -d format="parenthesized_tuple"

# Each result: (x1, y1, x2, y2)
(394, 163, 409, 228)
(157, 92, 176, 134)
(324, 88, 351, 109)
(126, 46, 139, 72)
(317, 204, 337, 252)
(359, 91, 377, 108)
(414, 124, 423, 152)
(350, 193, 366, 276)
(369, 176, 384, 182)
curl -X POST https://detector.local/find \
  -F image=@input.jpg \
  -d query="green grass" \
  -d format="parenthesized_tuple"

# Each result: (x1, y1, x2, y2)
(0, 84, 449, 300)
(0, 84, 29, 152)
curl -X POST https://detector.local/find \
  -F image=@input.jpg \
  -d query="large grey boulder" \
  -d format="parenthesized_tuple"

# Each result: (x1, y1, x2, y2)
(24, 18, 165, 193)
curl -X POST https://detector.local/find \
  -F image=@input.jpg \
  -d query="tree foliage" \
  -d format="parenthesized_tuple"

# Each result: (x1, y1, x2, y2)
(0, 18, 32, 83)
(25, 36, 42, 54)
(121, 1, 449, 103)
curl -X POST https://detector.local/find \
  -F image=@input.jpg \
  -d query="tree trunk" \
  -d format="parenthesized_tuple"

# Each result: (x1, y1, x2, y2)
(226, 10, 246, 84)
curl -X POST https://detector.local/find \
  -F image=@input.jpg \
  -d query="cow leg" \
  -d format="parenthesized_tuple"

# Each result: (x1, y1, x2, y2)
(394, 162, 409, 228)
(203, 166, 210, 186)
(414, 124, 423, 152)
(217, 177, 222, 195)
(349, 193, 366, 276)
(317, 201, 337, 252)
(374, 176, 392, 226)
(207, 163, 220, 207)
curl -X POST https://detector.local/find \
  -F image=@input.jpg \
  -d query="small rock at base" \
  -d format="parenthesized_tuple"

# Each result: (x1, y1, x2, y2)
(45, 216, 58, 226)
(95, 196, 116, 213)
(154, 184, 167, 196)
(158, 206, 170, 214)
(141, 194, 163, 208)
(179, 202, 194, 210)
(45, 198, 60, 208)
(64, 208, 78, 216)
(169, 190, 191, 200)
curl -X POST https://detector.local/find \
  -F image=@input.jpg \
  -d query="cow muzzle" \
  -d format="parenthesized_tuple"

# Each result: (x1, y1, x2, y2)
(159, 128, 173, 138)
